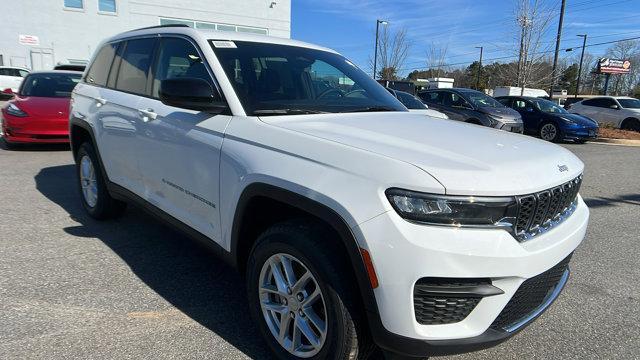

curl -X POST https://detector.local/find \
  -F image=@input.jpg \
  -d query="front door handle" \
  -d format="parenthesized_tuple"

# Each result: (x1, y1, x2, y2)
(95, 97, 107, 107)
(138, 108, 158, 122)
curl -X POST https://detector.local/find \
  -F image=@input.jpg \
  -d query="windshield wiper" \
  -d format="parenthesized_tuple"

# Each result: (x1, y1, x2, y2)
(341, 106, 397, 113)
(253, 109, 329, 116)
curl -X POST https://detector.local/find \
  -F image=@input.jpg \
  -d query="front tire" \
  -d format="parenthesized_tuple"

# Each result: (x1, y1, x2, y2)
(75, 142, 126, 219)
(246, 221, 371, 360)
(539, 122, 560, 142)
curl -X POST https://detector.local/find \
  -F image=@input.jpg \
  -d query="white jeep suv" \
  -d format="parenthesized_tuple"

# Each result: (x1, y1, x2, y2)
(70, 25, 589, 360)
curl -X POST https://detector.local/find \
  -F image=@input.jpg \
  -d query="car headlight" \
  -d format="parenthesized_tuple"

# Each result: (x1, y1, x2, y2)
(5, 103, 27, 117)
(386, 189, 517, 227)
(559, 116, 577, 125)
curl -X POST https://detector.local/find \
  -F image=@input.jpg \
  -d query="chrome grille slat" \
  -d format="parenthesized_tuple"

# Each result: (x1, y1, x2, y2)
(514, 175, 582, 241)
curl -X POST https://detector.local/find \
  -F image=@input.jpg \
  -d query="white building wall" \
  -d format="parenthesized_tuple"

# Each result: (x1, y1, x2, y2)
(0, 0, 291, 70)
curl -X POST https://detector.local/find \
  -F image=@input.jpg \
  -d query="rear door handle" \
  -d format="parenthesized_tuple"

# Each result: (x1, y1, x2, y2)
(138, 108, 158, 122)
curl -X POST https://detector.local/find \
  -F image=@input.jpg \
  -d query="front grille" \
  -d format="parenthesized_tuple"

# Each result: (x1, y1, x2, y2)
(515, 175, 582, 241)
(413, 278, 489, 325)
(490, 254, 572, 331)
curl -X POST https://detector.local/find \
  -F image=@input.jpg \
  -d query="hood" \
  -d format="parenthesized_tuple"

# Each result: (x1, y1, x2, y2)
(480, 106, 522, 122)
(552, 113, 598, 128)
(13, 96, 70, 119)
(408, 108, 448, 120)
(261, 112, 584, 196)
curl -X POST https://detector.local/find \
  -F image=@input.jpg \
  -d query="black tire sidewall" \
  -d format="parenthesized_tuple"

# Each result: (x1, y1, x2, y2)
(247, 226, 356, 360)
(75, 142, 113, 219)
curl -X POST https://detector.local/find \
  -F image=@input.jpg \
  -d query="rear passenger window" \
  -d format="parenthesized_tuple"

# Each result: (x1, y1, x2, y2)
(86, 43, 117, 86)
(115, 38, 157, 95)
(151, 37, 213, 98)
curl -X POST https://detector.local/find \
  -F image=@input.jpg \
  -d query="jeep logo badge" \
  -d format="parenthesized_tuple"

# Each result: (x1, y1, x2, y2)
(558, 165, 569, 172)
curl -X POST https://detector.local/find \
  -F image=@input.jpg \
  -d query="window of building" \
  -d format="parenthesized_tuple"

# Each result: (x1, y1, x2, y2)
(64, 0, 83, 9)
(237, 26, 268, 35)
(98, 0, 116, 13)
(159, 18, 267, 35)
(115, 38, 157, 95)
(160, 18, 195, 27)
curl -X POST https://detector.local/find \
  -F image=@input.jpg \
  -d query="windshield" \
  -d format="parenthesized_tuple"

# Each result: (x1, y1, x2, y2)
(460, 91, 504, 108)
(618, 98, 640, 109)
(396, 91, 427, 109)
(210, 41, 406, 115)
(20, 73, 81, 98)
(531, 98, 568, 114)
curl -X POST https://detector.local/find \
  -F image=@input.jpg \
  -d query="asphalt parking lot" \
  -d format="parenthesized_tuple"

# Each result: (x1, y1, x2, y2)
(0, 140, 638, 360)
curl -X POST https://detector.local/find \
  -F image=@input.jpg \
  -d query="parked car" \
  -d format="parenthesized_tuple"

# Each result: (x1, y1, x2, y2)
(418, 88, 524, 133)
(0, 66, 30, 99)
(496, 96, 598, 143)
(70, 25, 588, 360)
(386, 88, 448, 119)
(1, 71, 81, 147)
(568, 96, 640, 131)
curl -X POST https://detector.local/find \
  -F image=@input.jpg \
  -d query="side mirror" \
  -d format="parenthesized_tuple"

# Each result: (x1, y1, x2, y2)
(159, 78, 226, 113)
(2, 88, 14, 95)
(610, 104, 620, 110)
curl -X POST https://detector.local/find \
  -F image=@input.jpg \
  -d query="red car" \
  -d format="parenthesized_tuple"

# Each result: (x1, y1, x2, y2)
(1, 71, 81, 147)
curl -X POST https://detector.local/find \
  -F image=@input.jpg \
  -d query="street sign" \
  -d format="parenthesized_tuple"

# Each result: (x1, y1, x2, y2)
(18, 34, 40, 46)
(597, 58, 631, 74)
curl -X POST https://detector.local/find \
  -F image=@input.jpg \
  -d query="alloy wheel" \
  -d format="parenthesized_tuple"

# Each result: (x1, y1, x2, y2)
(258, 253, 328, 358)
(79, 155, 98, 208)
(540, 123, 558, 141)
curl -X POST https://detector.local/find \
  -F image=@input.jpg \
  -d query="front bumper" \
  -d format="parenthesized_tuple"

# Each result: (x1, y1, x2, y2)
(561, 126, 598, 140)
(493, 121, 524, 133)
(357, 196, 589, 357)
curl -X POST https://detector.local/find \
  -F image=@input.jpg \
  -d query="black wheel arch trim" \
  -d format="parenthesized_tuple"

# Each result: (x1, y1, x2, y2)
(230, 182, 380, 316)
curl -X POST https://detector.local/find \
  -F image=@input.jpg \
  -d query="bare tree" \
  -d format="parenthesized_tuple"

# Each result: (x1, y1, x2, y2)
(511, 0, 557, 95)
(371, 26, 411, 80)
(426, 42, 449, 78)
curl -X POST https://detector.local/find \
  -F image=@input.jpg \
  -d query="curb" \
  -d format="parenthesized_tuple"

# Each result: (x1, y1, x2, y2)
(588, 138, 640, 147)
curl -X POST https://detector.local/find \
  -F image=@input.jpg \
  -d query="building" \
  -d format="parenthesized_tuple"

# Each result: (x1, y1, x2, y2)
(0, 0, 291, 70)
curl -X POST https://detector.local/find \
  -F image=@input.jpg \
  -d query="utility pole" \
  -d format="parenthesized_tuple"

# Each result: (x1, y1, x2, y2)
(517, 15, 531, 95)
(475, 46, 483, 90)
(550, 0, 567, 100)
(574, 34, 587, 98)
(373, 19, 388, 79)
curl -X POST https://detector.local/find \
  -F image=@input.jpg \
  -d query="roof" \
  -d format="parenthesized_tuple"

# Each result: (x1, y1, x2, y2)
(109, 25, 337, 54)
(26, 70, 83, 75)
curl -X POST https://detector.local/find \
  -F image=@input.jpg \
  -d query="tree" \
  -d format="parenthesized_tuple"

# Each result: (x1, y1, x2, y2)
(371, 26, 411, 80)
(425, 43, 449, 78)
(465, 61, 488, 90)
(560, 63, 579, 95)
(511, 0, 557, 94)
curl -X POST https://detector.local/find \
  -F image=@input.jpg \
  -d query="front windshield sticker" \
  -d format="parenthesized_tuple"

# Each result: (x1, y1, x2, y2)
(211, 40, 237, 49)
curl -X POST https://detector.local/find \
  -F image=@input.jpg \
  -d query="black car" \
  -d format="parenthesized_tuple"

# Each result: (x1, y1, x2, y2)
(417, 88, 523, 133)
(496, 96, 599, 143)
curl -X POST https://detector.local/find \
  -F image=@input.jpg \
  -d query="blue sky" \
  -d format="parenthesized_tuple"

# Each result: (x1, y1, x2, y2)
(292, 0, 640, 76)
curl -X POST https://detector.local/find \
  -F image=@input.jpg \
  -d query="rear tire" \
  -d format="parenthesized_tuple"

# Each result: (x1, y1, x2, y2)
(621, 118, 640, 132)
(246, 220, 373, 360)
(539, 122, 560, 142)
(75, 142, 126, 219)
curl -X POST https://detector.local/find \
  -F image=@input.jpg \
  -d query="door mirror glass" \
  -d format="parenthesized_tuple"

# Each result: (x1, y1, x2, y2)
(159, 77, 226, 112)
(610, 104, 619, 109)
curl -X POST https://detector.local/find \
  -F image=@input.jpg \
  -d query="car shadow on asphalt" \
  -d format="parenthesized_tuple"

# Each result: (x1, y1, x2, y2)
(34, 164, 273, 359)
(583, 194, 640, 208)
(0, 139, 71, 152)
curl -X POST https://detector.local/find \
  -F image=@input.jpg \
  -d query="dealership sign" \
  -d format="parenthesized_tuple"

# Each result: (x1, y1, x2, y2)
(597, 58, 631, 74)
(18, 34, 40, 46)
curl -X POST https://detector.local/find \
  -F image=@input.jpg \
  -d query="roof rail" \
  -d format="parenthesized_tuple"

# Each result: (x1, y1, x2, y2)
(127, 24, 191, 32)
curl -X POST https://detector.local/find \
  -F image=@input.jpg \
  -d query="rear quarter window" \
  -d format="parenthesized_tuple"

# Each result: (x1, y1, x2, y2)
(86, 43, 117, 87)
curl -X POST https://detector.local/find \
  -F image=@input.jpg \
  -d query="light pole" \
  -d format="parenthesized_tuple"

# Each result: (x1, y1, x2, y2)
(574, 34, 587, 98)
(373, 19, 388, 79)
(475, 46, 483, 90)
(550, 0, 567, 100)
